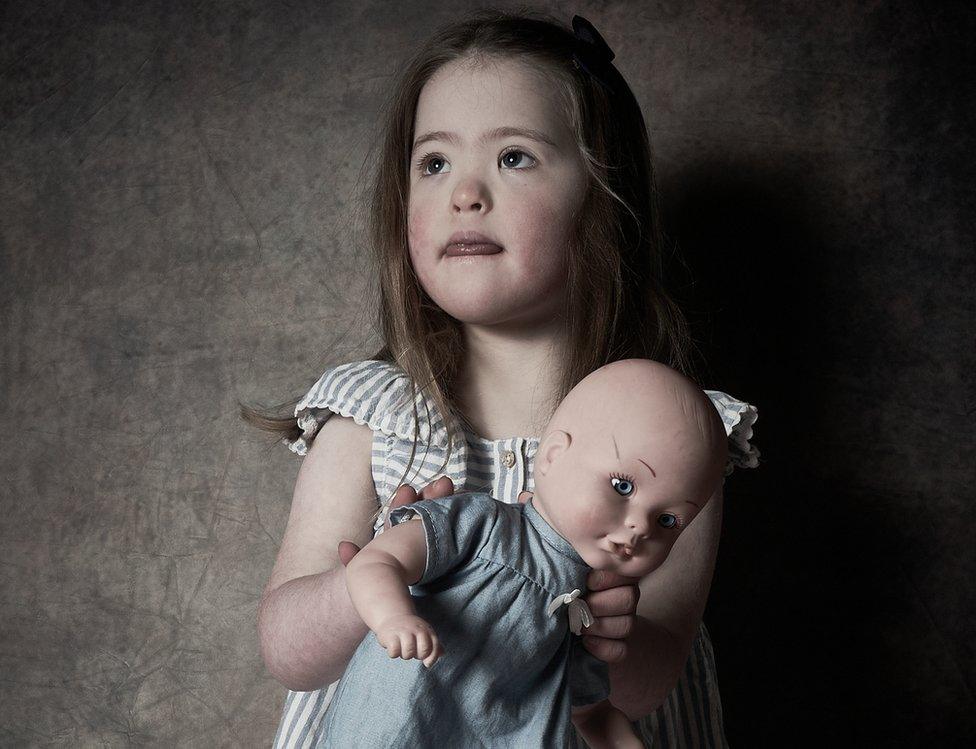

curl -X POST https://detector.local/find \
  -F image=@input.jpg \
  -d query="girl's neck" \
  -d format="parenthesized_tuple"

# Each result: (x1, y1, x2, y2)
(455, 319, 568, 441)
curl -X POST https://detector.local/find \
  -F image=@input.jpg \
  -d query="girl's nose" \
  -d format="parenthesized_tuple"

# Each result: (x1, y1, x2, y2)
(451, 179, 492, 214)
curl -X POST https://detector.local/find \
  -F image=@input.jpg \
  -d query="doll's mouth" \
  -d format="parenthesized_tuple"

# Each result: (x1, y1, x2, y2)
(607, 541, 636, 559)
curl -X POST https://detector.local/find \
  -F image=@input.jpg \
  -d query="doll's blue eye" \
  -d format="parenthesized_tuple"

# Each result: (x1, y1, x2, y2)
(657, 513, 678, 529)
(610, 476, 634, 496)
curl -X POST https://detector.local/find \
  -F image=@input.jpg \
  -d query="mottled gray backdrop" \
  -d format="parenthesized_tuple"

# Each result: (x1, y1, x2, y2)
(2, 1, 973, 745)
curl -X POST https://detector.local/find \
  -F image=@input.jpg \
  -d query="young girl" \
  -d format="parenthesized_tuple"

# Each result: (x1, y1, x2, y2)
(245, 10, 759, 748)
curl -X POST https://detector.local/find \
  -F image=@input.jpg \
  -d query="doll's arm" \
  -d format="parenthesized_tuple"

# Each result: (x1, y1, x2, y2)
(344, 518, 444, 667)
(572, 701, 642, 749)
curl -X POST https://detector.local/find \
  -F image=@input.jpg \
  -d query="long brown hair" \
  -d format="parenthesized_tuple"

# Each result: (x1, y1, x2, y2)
(241, 8, 700, 476)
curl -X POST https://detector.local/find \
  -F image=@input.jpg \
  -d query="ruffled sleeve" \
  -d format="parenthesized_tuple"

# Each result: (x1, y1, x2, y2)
(283, 359, 452, 456)
(704, 390, 760, 477)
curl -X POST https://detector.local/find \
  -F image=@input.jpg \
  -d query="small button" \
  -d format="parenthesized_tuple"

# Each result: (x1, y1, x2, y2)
(502, 450, 516, 468)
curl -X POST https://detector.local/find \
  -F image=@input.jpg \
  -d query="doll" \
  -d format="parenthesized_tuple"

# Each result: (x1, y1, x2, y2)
(322, 359, 729, 748)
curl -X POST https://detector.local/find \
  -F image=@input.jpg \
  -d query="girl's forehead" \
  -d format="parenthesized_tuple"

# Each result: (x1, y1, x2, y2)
(414, 57, 572, 141)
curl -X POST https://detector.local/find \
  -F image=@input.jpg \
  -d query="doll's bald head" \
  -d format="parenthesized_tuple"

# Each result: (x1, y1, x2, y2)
(545, 359, 728, 488)
(532, 359, 728, 575)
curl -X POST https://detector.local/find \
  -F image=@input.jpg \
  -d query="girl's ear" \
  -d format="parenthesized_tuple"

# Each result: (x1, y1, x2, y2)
(537, 430, 572, 476)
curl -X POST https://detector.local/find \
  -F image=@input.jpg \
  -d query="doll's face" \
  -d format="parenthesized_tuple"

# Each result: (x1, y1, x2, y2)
(406, 55, 587, 328)
(532, 361, 727, 576)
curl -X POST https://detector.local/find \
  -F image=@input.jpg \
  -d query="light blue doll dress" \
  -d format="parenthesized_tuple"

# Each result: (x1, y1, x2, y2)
(320, 493, 609, 747)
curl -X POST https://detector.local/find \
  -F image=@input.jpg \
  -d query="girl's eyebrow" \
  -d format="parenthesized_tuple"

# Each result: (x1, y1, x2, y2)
(411, 126, 558, 154)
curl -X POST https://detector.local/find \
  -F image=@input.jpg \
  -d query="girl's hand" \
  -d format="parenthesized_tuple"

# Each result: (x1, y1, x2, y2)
(580, 570, 641, 663)
(337, 477, 457, 565)
(374, 613, 443, 668)
(519, 490, 640, 664)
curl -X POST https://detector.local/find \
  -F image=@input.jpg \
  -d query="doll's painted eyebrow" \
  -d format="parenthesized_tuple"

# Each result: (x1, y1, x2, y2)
(611, 434, 657, 477)
(411, 126, 558, 155)
(637, 459, 656, 477)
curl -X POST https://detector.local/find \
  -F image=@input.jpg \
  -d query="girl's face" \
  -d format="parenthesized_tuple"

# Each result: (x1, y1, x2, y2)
(407, 56, 587, 328)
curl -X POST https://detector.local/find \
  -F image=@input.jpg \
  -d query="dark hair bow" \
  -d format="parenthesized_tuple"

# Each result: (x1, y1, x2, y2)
(571, 15, 617, 93)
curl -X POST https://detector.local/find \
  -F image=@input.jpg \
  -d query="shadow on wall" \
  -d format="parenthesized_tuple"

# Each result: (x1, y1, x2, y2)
(661, 158, 976, 745)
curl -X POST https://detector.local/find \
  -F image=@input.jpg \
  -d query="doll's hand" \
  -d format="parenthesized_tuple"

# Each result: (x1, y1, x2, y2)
(580, 570, 641, 663)
(337, 477, 458, 566)
(374, 614, 443, 668)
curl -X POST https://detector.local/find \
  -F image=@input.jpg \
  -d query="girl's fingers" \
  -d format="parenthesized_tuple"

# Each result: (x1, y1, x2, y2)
(581, 613, 634, 639)
(585, 585, 639, 617)
(399, 634, 416, 659)
(385, 637, 401, 659)
(418, 475, 454, 500)
(387, 477, 455, 529)
(582, 635, 628, 664)
(384, 485, 420, 529)
(389, 485, 420, 510)
(587, 569, 642, 592)
(337, 540, 361, 566)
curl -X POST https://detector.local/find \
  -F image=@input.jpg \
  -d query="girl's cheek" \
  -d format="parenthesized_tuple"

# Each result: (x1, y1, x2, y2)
(519, 195, 575, 251)
(407, 206, 428, 248)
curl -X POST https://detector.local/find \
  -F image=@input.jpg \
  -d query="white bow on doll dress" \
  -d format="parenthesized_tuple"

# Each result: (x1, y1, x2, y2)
(546, 589, 594, 635)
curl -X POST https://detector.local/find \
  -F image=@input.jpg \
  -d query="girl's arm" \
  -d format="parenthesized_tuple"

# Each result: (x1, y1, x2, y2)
(257, 414, 378, 691)
(601, 484, 724, 719)
(572, 701, 643, 749)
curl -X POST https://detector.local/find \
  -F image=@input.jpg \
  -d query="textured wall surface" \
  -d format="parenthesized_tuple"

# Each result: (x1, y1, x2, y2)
(1, 1, 973, 745)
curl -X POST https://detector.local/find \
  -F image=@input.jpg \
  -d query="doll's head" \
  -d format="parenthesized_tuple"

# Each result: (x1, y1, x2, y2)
(531, 359, 728, 576)
(360, 11, 697, 453)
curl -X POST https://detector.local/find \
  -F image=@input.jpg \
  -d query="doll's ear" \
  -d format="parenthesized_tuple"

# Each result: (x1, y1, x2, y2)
(536, 430, 572, 477)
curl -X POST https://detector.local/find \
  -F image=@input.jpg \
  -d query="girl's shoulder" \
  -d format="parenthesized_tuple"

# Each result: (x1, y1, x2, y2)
(703, 390, 761, 477)
(284, 359, 450, 456)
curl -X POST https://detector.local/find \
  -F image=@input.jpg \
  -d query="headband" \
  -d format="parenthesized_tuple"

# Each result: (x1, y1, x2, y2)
(571, 15, 618, 94)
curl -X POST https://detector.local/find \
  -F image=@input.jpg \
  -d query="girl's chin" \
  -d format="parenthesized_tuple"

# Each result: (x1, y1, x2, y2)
(437, 302, 541, 327)
(431, 291, 565, 328)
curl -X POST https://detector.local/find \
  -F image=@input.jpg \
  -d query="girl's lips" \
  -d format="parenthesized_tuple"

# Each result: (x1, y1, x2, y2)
(445, 242, 503, 257)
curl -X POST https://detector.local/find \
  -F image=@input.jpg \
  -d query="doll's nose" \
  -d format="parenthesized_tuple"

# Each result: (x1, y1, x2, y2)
(626, 517, 651, 543)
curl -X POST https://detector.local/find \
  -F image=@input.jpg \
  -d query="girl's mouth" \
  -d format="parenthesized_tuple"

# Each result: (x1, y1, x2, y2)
(445, 242, 503, 257)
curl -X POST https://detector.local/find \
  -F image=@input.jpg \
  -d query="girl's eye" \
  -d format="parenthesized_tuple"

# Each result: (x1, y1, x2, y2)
(657, 513, 682, 530)
(500, 149, 536, 170)
(610, 475, 635, 497)
(416, 153, 450, 176)
(414, 149, 536, 177)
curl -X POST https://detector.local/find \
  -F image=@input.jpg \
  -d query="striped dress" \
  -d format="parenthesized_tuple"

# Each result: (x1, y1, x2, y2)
(273, 359, 760, 748)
